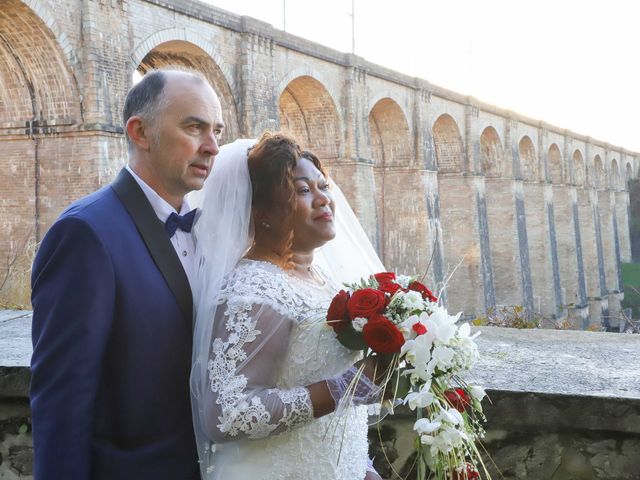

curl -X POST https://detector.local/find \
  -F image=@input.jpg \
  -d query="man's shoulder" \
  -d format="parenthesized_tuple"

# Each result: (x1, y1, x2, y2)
(58, 184, 121, 224)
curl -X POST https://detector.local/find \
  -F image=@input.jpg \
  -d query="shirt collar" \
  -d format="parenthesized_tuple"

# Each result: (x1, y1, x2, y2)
(125, 165, 191, 223)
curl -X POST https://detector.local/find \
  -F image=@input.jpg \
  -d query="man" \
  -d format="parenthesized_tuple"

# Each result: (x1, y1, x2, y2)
(30, 70, 224, 479)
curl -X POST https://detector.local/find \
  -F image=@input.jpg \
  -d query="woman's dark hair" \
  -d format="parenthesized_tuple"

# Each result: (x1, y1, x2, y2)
(247, 131, 326, 265)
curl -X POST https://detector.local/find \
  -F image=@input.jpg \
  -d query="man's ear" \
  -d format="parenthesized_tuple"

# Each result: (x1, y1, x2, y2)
(126, 116, 152, 151)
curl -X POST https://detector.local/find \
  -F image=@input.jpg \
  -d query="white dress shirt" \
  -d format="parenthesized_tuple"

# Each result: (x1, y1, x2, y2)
(125, 165, 198, 289)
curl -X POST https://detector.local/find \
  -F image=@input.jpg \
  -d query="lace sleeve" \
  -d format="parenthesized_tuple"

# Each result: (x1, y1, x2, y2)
(201, 292, 314, 443)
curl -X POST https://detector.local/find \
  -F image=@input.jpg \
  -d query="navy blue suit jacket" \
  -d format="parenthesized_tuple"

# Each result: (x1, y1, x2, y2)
(30, 169, 200, 479)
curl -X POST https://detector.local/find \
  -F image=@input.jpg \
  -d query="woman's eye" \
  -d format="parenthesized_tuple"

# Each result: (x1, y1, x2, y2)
(320, 183, 331, 191)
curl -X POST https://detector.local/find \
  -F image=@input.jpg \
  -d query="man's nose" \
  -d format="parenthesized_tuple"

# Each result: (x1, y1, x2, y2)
(201, 133, 219, 157)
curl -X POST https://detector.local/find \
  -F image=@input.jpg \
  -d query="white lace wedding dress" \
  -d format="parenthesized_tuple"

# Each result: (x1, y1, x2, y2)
(200, 259, 369, 479)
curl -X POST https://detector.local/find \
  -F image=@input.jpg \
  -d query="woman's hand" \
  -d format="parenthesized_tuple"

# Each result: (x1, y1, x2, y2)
(359, 354, 395, 385)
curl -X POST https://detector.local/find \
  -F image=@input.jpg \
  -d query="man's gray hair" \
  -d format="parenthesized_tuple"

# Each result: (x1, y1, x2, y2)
(122, 70, 169, 148)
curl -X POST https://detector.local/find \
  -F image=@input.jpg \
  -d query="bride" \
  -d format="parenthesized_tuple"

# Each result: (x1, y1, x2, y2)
(189, 132, 389, 480)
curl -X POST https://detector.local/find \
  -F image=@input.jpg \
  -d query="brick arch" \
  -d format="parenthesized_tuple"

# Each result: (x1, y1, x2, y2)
(21, 0, 77, 67)
(276, 68, 341, 116)
(368, 98, 412, 167)
(519, 136, 538, 181)
(479, 126, 504, 177)
(547, 143, 563, 184)
(367, 92, 411, 127)
(572, 150, 585, 186)
(135, 39, 239, 145)
(132, 29, 236, 97)
(593, 155, 604, 189)
(432, 114, 464, 173)
(610, 159, 620, 190)
(0, 0, 82, 129)
(626, 162, 634, 187)
(278, 75, 341, 161)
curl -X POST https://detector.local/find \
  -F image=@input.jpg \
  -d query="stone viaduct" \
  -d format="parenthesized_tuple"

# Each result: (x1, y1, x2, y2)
(1, 0, 638, 327)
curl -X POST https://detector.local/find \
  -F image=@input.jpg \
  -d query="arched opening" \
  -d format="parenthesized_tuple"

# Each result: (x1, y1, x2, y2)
(0, 0, 83, 305)
(368, 98, 412, 168)
(572, 150, 585, 187)
(548, 144, 563, 184)
(368, 98, 426, 273)
(519, 136, 538, 181)
(433, 114, 464, 174)
(136, 40, 239, 146)
(594, 155, 604, 189)
(610, 159, 620, 190)
(479, 126, 504, 178)
(626, 162, 634, 189)
(433, 114, 483, 315)
(279, 75, 341, 162)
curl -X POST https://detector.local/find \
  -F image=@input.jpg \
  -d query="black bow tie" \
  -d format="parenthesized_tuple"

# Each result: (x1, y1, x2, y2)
(164, 209, 197, 238)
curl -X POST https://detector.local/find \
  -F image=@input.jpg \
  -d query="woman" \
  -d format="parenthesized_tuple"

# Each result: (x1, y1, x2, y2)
(190, 132, 387, 479)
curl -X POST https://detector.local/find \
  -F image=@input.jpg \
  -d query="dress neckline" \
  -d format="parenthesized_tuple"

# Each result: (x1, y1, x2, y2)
(239, 258, 330, 289)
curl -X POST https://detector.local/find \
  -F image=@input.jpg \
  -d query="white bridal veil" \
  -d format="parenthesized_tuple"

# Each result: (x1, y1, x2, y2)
(188, 139, 384, 476)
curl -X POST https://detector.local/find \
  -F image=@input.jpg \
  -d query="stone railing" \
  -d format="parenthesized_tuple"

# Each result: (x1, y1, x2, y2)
(1, 310, 639, 479)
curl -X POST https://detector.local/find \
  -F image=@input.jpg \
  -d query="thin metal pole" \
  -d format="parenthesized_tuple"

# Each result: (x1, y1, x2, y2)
(283, 0, 286, 31)
(351, 0, 355, 54)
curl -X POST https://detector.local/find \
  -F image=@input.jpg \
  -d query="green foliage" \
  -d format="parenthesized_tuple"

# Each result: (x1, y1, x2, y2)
(335, 324, 369, 350)
(472, 305, 541, 329)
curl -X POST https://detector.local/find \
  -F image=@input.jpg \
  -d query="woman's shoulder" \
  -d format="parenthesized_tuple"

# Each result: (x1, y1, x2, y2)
(220, 259, 302, 313)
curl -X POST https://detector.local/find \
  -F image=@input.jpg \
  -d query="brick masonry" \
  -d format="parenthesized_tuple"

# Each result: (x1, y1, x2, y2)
(0, 0, 638, 326)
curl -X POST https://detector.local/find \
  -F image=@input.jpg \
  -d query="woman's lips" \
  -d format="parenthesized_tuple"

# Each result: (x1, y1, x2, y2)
(314, 212, 333, 221)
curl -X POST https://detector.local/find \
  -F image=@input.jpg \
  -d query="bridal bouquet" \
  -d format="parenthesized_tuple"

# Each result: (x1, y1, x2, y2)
(327, 272, 489, 480)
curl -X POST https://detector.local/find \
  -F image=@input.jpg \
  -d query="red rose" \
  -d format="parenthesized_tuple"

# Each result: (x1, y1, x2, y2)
(444, 388, 471, 413)
(412, 322, 427, 335)
(347, 288, 387, 319)
(451, 463, 479, 480)
(408, 281, 438, 303)
(378, 281, 402, 296)
(327, 290, 350, 333)
(362, 314, 405, 354)
(374, 272, 396, 284)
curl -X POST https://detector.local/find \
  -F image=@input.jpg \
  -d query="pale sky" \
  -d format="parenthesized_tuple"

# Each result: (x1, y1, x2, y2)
(203, 0, 640, 152)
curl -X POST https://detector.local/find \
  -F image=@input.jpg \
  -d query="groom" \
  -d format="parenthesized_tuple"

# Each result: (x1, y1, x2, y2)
(30, 70, 224, 479)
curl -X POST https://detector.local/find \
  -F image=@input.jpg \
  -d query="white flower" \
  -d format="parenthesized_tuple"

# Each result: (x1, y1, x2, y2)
(469, 385, 486, 401)
(396, 274, 413, 288)
(399, 313, 426, 339)
(404, 381, 435, 410)
(423, 307, 459, 344)
(430, 345, 456, 371)
(414, 417, 441, 435)
(352, 317, 368, 332)
(436, 407, 465, 426)
(401, 290, 424, 311)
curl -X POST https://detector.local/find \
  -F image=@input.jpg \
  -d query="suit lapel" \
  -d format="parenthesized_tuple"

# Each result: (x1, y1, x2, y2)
(111, 168, 193, 326)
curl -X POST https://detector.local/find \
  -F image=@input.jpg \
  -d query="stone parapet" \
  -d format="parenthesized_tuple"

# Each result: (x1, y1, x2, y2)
(2, 313, 639, 478)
